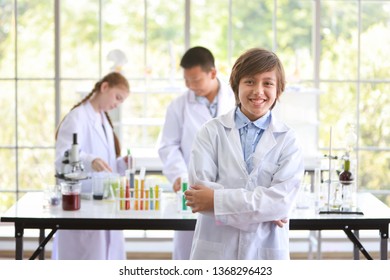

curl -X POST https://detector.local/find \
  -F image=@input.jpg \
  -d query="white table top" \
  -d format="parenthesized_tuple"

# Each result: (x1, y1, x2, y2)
(2, 192, 390, 225)
(1, 192, 197, 221)
(290, 192, 390, 221)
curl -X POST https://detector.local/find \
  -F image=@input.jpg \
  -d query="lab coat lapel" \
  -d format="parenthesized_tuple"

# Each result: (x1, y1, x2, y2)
(93, 119, 109, 147)
(188, 91, 212, 122)
(253, 129, 276, 167)
(102, 115, 115, 157)
(85, 102, 109, 149)
(252, 113, 289, 169)
(227, 128, 248, 175)
(253, 111, 291, 171)
(220, 109, 248, 175)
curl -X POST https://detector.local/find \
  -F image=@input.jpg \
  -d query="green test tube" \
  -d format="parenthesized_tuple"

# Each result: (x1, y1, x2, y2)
(182, 176, 188, 211)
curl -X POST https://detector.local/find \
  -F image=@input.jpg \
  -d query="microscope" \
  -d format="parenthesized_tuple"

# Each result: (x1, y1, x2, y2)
(55, 133, 89, 210)
(56, 133, 88, 182)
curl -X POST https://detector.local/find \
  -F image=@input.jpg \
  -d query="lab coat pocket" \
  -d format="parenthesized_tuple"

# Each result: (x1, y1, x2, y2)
(191, 239, 225, 260)
(261, 161, 279, 175)
(258, 161, 279, 186)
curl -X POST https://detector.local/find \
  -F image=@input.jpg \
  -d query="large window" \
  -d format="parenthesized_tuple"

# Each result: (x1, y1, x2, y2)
(1, 0, 390, 214)
(318, 0, 390, 204)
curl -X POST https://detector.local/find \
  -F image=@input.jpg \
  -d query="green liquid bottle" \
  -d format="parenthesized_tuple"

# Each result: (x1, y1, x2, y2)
(181, 176, 188, 211)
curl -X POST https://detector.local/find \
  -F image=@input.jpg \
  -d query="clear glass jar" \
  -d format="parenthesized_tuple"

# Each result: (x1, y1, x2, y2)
(61, 181, 81, 210)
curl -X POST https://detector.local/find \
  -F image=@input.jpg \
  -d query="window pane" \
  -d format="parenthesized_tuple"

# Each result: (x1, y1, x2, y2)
(191, 0, 230, 75)
(17, 0, 54, 78)
(359, 83, 390, 148)
(359, 151, 390, 193)
(133, 92, 178, 119)
(18, 81, 55, 146)
(122, 79, 179, 119)
(231, 0, 273, 62)
(18, 148, 55, 191)
(360, 2, 390, 80)
(120, 70, 180, 150)
(61, 0, 99, 78)
(0, 81, 15, 146)
(120, 85, 178, 150)
(60, 80, 96, 121)
(277, 0, 314, 82)
(0, 149, 16, 191)
(121, 125, 162, 150)
(0, 0, 15, 78)
(274, 87, 321, 162)
(147, 0, 184, 80)
(0, 192, 17, 215)
(373, 194, 390, 208)
(320, 1, 358, 80)
(319, 82, 357, 149)
(101, 0, 145, 76)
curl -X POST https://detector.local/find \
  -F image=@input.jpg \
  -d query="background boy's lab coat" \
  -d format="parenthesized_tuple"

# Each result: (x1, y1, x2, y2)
(188, 108, 304, 260)
(53, 101, 126, 260)
(158, 80, 235, 259)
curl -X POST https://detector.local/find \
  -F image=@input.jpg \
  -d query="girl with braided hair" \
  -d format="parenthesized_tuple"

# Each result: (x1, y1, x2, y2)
(53, 72, 130, 259)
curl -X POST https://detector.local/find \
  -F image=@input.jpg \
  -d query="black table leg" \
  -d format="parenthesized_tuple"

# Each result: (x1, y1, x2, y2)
(39, 228, 45, 260)
(29, 228, 57, 260)
(343, 227, 373, 260)
(15, 224, 24, 260)
(353, 230, 360, 260)
(379, 226, 388, 260)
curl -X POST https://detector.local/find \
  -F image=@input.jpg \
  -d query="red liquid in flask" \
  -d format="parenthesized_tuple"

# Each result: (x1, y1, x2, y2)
(62, 193, 81, 210)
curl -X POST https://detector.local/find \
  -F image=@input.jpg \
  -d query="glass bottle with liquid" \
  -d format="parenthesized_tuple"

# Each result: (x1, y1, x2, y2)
(339, 154, 355, 210)
(61, 181, 81, 211)
(339, 156, 353, 184)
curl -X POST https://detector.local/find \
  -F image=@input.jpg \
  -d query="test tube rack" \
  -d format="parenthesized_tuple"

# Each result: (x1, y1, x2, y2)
(116, 187, 162, 212)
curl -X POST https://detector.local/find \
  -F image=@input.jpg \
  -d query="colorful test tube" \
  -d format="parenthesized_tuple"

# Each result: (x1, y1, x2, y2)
(129, 171, 135, 189)
(134, 179, 139, 210)
(149, 187, 154, 210)
(125, 180, 130, 210)
(140, 179, 145, 210)
(155, 184, 160, 210)
(119, 180, 125, 210)
(145, 190, 149, 210)
(111, 180, 119, 200)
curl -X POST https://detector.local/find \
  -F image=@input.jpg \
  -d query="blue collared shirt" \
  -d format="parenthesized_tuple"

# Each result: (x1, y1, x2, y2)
(235, 108, 271, 173)
(196, 95, 218, 118)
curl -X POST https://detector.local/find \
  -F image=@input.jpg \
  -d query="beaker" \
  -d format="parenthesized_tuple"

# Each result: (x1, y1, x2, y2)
(43, 184, 61, 209)
(92, 173, 106, 200)
(340, 179, 357, 210)
(313, 168, 324, 211)
(106, 173, 120, 200)
(328, 181, 343, 211)
(91, 172, 119, 200)
(61, 181, 81, 211)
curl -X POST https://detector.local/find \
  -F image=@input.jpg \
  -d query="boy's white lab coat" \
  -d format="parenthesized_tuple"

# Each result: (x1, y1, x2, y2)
(188, 108, 304, 260)
(53, 101, 127, 260)
(158, 80, 235, 259)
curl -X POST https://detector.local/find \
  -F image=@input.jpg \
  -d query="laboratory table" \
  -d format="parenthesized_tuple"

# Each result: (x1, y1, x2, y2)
(1, 192, 390, 260)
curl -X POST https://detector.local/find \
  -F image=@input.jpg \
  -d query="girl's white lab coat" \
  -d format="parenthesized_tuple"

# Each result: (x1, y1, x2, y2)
(53, 101, 127, 260)
(158, 80, 235, 259)
(188, 108, 304, 260)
